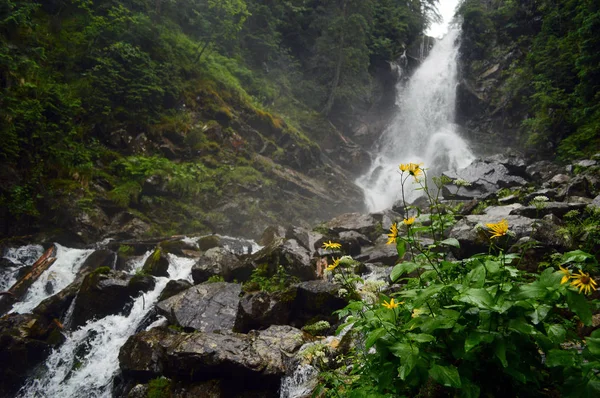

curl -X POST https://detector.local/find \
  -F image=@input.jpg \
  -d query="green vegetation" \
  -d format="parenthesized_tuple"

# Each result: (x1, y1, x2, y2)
(243, 264, 298, 292)
(458, 0, 600, 160)
(315, 164, 600, 397)
(147, 376, 171, 398)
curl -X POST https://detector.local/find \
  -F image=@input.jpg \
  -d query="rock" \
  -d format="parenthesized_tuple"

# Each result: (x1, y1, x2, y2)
(259, 226, 287, 247)
(323, 213, 381, 240)
(483, 204, 523, 218)
(159, 239, 200, 257)
(169, 379, 277, 398)
(591, 195, 600, 208)
(119, 325, 304, 388)
(107, 212, 151, 241)
(498, 194, 520, 204)
(523, 189, 561, 203)
(448, 215, 535, 258)
(355, 239, 399, 266)
(509, 202, 587, 219)
(564, 174, 599, 199)
(0, 313, 63, 396)
(526, 160, 563, 182)
(250, 239, 315, 281)
(337, 231, 371, 256)
(442, 159, 528, 199)
(544, 174, 570, 188)
(142, 249, 169, 277)
(191, 248, 251, 284)
(487, 152, 528, 177)
(197, 235, 221, 251)
(531, 215, 571, 251)
(234, 290, 293, 333)
(156, 283, 241, 332)
(127, 384, 149, 398)
(575, 159, 597, 168)
(285, 226, 323, 256)
(71, 270, 147, 328)
(158, 280, 193, 302)
(290, 281, 348, 327)
(128, 274, 156, 293)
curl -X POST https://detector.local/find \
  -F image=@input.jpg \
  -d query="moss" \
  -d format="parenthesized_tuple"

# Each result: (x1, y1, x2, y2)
(148, 377, 171, 398)
(302, 320, 331, 336)
(205, 275, 225, 283)
(118, 245, 134, 256)
(91, 266, 111, 276)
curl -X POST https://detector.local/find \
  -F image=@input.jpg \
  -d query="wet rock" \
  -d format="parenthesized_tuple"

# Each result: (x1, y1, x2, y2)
(198, 235, 221, 251)
(234, 290, 293, 333)
(142, 249, 169, 277)
(77, 250, 117, 276)
(169, 379, 277, 398)
(128, 274, 156, 293)
(544, 174, 570, 188)
(250, 239, 315, 281)
(106, 212, 152, 241)
(159, 239, 199, 257)
(156, 283, 241, 332)
(523, 189, 561, 203)
(508, 237, 551, 273)
(337, 231, 370, 256)
(323, 213, 381, 240)
(191, 247, 251, 284)
(286, 226, 323, 256)
(592, 195, 600, 208)
(0, 313, 63, 396)
(119, 325, 304, 388)
(575, 159, 597, 168)
(158, 280, 193, 302)
(259, 226, 287, 247)
(531, 215, 571, 251)
(127, 384, 149, 398)
(71, 270, 147, 328)
(483, 204, 524, 218)
(442, 159, 528, 199)
(526, 160, 563, 182)
(509, 202, 587, 219)
(355, 239, 399, 266)
(291, 281, 348, 327)
(487, 152, 528, 177)
(448, 215, 535, 258)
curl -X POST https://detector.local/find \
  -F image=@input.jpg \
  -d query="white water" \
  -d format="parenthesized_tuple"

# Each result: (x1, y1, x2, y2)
(11, 244, 94, 314)
(357, 25, 474, 212)
(1, 244, 45, 291)
(19, 252, 195, 398)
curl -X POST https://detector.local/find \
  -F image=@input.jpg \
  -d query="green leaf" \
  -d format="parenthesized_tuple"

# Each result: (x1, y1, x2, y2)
(508, 317, 535, 335)
(398, 353, 418, 380)
(566, 290, 593, 326)
(458, 288, 494, 309)
(585, 337, 600, 355)
(546, 349, 577, 367)
(560, 250, 595, 265)
(389, 342, 418, 359)
(440, 238, 460, 248)
(390, 262, 419, 282)
(515, 282, 547, 300)
(396, 239, 406, 259)
(494, 339, 508, 367)
(465, 265, 486, 288)
(365, 328, 387, 350)
(465, 331, 493, 352)
(429, 364, 462, 388)
(419, 309, 460, 333)
(407, 333, 435, 343)
(547, 324, 566, 344)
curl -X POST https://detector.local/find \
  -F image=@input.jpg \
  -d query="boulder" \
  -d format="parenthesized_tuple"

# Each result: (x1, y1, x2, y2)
(142, 249, 169, 277)
(564, 174, 599, 199)
(323, 213, 381, 240)
(158, 280, 193, 302)
(156, 283, 241, 332)
(526, 160, 563, 182)
(509, 202, 587, 219)
(78, 250, 117, 275)
(337, 231, 371, 256)
(234, 290, 294, 333)
(523, 189, 561, 203)
(259, 226, 287, 247)
(442, 159, 528, 199)
(531, 215, 571, 251)
(355, 239, 399, 266)
(544, 174, 570, 188)
(285, 226, 324, 256)
(290, 281, 348, 327)
(250, 239, 315, 281)
(483, 204, 524, 218)
(159, 239, 200, 257)
(119, 325, 304, 388)
(487, 152, 528, 177)
(191, 247, 251, 284)
(71, 270, 151, 328)
(0, 313, 63, 396)
(197, 235, 221, 251)
(592, 195, 600, 208)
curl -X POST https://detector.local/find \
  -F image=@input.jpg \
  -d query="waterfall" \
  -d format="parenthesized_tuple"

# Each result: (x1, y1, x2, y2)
(18, 252, 195, 398)
(357, 25, 474, 212)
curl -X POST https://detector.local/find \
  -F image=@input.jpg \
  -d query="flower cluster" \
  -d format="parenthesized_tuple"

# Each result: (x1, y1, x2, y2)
(399, 162, 423, 180)
(453, 178, 472, 187)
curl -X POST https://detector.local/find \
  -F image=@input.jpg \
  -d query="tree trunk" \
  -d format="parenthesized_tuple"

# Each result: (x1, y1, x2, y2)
(194, 40, 212, 64)
(0, 244, 57, 315)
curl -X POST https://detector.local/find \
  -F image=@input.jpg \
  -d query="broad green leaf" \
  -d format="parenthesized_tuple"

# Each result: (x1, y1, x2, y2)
(465, 331, 494, 352)
(539, 267, 562, 288)
(494, 338, 508, 367)
(508, 317, 535, 335)
(566, 290, 593, 326)
(411, 284, 445, 307)
(460, 381, 481, 398)
(440, 238, 460, 248)
(398, 353, 418, 380)
(389, 342, 418, 358)
(585, 337, 600, 355)
(407, 333, 435, 343)
(515, 282, 547, 300)
(560, 250, 595, 265)
(526, 304, 552, 324)
(458, 288, 494, 309)
(420, 309, 460, 333)
(547, 324, 566, 344)
(546, 349, 577, 367)
(465, 265, 486, 288)
(365, 327, 387, 350)
(390, 262, 419, 282)
(396, 239, 406, 259)
(429, 364, 462, 388)
(592, 329, 600, 339)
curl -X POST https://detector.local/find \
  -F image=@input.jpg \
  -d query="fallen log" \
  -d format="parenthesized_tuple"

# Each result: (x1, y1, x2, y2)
(0, 245, 57, 315)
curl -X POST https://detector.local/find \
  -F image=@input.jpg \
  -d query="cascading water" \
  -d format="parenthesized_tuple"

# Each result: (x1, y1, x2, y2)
(18, 251, 195, 398)
(357, 25, 475, 212)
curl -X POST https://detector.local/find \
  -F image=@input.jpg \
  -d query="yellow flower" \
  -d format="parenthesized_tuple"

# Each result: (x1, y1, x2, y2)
(559, 265, 572, 285)
(570, 270, 598, 295)
(485, 219, 509, 239)
(326, 258, 341, 272)
(403, 217, 416, 226)
(382, 298, 401, 310)
(386, 223, 398, 245)
(322, 240, 342, 250)
(399, 163, 424, 180)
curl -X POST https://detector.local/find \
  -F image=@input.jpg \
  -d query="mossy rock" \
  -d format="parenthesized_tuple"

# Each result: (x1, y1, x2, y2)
(142, 249, 169, 277)
(198, 235, 221, 251)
